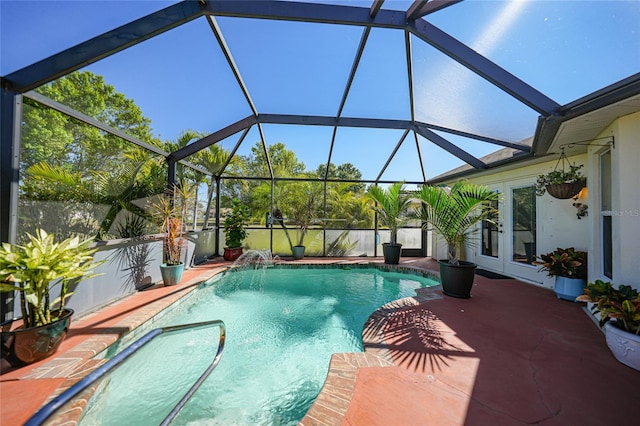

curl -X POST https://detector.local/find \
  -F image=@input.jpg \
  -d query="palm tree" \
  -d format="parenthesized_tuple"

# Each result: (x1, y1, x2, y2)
(415, 181, 499, 265)
(364, 182, 412, 245)
(274, 180, 323, 256)
(194, 143, 233, 229)
(23, 146, 165, 239)
(364, 182, 413, 264)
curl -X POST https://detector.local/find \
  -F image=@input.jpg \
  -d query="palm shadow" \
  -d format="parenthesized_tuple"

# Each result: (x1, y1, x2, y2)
(364, 298, 471, 372)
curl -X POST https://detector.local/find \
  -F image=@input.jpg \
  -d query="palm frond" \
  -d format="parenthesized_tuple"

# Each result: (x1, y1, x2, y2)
(415, 181, 499, 263)
(364, 182, 412, 244)
(26, 162, 82, 187)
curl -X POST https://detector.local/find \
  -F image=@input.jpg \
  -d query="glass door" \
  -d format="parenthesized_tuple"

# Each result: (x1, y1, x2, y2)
(475, 186, 504, 272)
(511, 186, 536, 266)
(481, 199, 500, 258)
(504, 182, 541, 282)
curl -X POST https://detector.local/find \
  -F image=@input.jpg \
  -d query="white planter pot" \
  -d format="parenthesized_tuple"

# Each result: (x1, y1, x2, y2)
(604, 322, 640, 371)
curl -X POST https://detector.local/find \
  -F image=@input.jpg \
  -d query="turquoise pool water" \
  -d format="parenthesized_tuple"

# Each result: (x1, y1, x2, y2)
(80, 266, 437, 425)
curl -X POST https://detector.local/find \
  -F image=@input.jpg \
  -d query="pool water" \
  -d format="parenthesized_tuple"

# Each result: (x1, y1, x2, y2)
(80, 267, 437, 425)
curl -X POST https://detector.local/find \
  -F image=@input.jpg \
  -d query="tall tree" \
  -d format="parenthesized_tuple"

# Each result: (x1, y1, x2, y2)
(22, 71, 159, 173)
(243, 141, 305, 178)
(193, 143, 236, 228)
(239, 141, 307, 222)
(19, 71, 165, 239)
(316, 162, 365, 192)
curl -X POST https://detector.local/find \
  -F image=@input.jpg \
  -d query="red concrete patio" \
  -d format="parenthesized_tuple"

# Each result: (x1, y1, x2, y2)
(1, 257, 638, 425)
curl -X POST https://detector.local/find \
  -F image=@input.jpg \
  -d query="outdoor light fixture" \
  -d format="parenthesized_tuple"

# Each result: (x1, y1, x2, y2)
(572, 187, 588, 220)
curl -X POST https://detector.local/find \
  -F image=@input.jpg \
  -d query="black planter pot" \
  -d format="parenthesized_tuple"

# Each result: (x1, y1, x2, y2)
(0, 308, 74, 367)
(382, 243, 402, 265)
(438, 260, 477, 298)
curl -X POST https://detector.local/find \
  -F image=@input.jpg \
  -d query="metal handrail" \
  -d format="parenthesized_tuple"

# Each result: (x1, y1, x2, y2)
(25, 319, 226, 426)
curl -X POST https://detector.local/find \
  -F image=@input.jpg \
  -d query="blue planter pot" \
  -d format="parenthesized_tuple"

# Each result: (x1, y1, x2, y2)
(554, 276, 586, 302)
(292, 245, 305, 260)
(160, 263, 185, 286)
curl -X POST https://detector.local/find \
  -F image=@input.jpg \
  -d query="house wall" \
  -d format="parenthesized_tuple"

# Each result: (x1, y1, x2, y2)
(588, 112, 640, 290)
(434, 111, 639, 291)
(467, 154, 589, 288)
(453, 154, 590, 288)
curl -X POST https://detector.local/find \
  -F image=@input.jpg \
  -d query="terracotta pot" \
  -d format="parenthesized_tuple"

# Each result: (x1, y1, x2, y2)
(0, 308, 74, 367)
(223, 247, 243, 261)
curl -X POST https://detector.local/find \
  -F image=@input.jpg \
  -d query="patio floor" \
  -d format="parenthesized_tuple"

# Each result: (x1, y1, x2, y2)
(1, 257, 638, 425)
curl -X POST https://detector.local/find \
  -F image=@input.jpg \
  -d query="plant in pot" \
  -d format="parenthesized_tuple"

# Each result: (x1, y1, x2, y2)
(274, 181, 323, 260)
(149, 184, 192, 286)
(0, 229, 102, 367)
(576, 280, 640, 371)
(535, 150, 586, 200)
(223, 199, 249, 261)
(365, 182, 412, 265)
(533, 247, 587, 301)
(415, 181, 499, 298)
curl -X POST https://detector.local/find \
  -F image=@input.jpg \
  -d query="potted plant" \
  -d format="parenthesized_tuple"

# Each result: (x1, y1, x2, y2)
(223, 199, 249, 261)
(274, 181, 323, 260)
(535, 158, 586, 200)
(365, 182, 412, 264)
(415, 181, 499, 298)
(576, 280, 640, 371)
(534, 247, 587, 301)
(0, 229, 101, 367)
(149, 184, 191, 286)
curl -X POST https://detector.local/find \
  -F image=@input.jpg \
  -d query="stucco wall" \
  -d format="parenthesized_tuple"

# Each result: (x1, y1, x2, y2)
(614, 113, 640, 289)
(435, 111, 639, 291)
(588, 112, 640, 290)
(437, 153, 590, 288)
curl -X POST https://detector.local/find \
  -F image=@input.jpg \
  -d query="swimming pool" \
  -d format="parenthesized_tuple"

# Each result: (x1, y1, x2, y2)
(80, 265, 438, 425)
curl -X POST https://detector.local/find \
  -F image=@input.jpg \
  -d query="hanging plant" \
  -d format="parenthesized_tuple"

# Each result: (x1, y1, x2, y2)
(535, 149, 586, 199)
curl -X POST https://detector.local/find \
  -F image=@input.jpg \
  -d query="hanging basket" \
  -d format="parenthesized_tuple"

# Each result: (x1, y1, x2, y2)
(545, 180, 585, 199)
(536, 148, 586, 199)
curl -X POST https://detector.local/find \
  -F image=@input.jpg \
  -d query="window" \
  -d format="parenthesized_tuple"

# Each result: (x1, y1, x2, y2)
(512, 186, 536, 265)
(601, 150, 612, 278)
(481, 199, 499, 257)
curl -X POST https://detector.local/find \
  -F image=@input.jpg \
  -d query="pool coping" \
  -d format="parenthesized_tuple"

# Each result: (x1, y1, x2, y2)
(12, 259, 441, 425)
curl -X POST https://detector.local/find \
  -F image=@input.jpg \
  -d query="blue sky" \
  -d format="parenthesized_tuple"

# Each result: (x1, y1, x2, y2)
(2, 0, 639, 182)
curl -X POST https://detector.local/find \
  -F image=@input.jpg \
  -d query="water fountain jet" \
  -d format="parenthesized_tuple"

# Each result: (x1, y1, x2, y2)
(231, 250, 279, 269)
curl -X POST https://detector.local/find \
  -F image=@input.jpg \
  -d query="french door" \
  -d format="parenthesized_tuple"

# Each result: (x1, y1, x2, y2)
(475, 180, 542, 283)
(476, 185, 503, 272)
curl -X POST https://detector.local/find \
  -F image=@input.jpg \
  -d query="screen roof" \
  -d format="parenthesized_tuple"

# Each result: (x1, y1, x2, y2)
(2, 0, 638, 183)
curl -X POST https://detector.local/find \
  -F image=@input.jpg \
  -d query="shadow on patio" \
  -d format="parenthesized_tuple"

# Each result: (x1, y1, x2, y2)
(347, 274, 640, 425)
